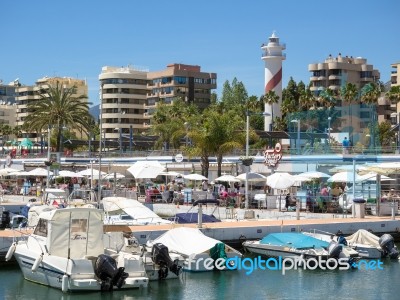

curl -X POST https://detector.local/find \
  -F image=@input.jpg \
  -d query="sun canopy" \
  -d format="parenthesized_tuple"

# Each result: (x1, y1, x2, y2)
(127, 160, 165, 179)
(150, 227, 223, 256)
(266, 172, 296, 189)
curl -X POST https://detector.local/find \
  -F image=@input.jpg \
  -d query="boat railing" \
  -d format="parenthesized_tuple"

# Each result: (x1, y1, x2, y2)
(306, 228, 335, 236)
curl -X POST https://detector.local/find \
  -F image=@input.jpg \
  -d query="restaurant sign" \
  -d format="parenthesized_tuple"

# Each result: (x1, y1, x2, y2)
(264, 143, 283, 167)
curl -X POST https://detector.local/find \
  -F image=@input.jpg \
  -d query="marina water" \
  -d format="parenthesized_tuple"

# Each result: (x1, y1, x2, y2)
(2, 253, 400, 300)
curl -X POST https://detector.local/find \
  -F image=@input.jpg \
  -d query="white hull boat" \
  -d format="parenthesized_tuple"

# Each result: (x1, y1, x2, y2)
(6, 207, 149, 292)
(146, 227, 242, 272)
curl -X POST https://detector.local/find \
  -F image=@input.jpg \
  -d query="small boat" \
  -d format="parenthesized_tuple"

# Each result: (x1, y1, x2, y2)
(102, 196, 172, 225)
(6, 207, 149, 292)
(145, 227, 242, 272)
(104, 232, 183, 281)
(170, 199, 222, 224)
(303, 229, 399, 259)
(243, 232, 331, 261)
(346, 229, 399, 259)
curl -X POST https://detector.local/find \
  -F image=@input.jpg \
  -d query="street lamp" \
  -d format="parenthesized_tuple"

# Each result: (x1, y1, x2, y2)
(327, 117, 331, 144)
(114, 127, 122, 154)
(98, 83, 104, 203)
(244, 111, 270, 209)
(46, 125, 51, 188)
(291, 119, 300, 154)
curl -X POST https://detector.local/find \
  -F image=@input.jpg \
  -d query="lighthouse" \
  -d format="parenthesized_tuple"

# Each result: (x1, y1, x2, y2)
(261, 31, 286, 132)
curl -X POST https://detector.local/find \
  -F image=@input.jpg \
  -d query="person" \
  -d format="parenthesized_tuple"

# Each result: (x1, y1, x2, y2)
(201, 179, 209, 191)
(337, 230, 348, 246)
(320, 184, 329, 197)
(167, 180, 176, 202)
(285, 193, 291, 210)
(342, 137, 350, 154)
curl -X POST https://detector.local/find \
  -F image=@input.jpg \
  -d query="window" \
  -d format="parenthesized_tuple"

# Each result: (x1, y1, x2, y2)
(33, 219, 48, 237)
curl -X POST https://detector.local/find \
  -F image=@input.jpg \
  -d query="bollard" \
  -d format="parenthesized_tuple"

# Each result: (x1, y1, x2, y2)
(296, 200, 300, 220)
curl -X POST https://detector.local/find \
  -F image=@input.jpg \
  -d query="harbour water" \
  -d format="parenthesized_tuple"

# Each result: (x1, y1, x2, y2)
(2, 254, 400, 300)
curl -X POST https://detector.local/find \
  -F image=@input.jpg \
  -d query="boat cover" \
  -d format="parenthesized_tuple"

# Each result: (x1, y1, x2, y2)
(260, 233, 329, 249)
(102, 197, 171, 224)
(172, 213, 221, 224)
(150, 227, 222, 256)
(38, 207, 104, 259)
(345, 229, 380, 248)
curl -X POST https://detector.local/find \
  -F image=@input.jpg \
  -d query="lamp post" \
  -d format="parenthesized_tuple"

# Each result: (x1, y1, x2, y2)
(244, 111, 270, 209)
(98, 83, 103, 203)
(327, 117, 331, 144)
(46, 125, 51, 188)
(291, 119, 300, 154)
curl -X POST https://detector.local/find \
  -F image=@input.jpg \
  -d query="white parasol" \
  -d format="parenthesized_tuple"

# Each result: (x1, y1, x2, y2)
(127, 160, 165, 179)
(266, 172, 296, 189)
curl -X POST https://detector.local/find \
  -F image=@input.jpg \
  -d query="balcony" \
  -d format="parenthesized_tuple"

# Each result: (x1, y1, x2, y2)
(329, 75, 341, 80)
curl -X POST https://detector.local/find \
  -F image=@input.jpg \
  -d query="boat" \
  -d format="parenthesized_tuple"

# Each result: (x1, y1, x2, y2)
(346, 229, 399, 259)
(243, 232, 330, 260)
(102, 196, 172, 225)
(303, 229, 399, 259)
(145, 227, 242, 272)
(6, 207, 149, 292)
(103, 231, 183, 281)
(170, 199, 222, 224)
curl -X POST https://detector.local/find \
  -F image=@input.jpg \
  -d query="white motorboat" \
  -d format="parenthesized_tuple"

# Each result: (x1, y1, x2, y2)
(243, 232, 331, 261)
(104, 232, 184, 281)
(346, 229, 399, 259)
(303, 229, 398, 259)
(102, 196, 172, 225)
(145, 227, 242, 272)
(6, 207, 149, 292)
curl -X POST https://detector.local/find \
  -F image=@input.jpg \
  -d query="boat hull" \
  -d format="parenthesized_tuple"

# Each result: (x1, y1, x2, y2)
(14, 242, 148, 292)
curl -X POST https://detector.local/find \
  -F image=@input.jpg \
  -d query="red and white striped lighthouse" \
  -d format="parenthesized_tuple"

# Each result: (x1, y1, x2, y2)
(261, 31, 286, 131)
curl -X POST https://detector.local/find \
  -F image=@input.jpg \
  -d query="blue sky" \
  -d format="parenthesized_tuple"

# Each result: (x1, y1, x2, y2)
(1, 0, 399, 107)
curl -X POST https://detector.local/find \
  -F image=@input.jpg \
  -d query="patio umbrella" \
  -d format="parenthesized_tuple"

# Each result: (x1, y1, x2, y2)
(235, 172, 267, 182)
(0, 167, 21, 176)
(103, 172, 126, 179)
(266, 172, 296, 189)
(77, 168, 106, 177)
(127, 160, 165, 179)
(58, 170, 83, 178)
(214, 174, 241, 182)
(327, 171, 362, 183)
(329, 165, 368, 174)
(363, 162, 400, 176)
(28, 167, 53, 177)
(184, 173, 208, 181)
(19, 138, 33, 149)
(357, 172, 394, 182)
(298, 171, 331, 179)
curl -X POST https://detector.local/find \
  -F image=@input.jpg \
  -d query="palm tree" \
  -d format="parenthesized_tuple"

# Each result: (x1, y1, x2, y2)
(387, 86, 400, 104)
(340, 83, 359, 142)
(262, 90, 279, 130)
(360, 83, 381, 105)
(24, 81, 91, 152)
(299, 86, 316, 110)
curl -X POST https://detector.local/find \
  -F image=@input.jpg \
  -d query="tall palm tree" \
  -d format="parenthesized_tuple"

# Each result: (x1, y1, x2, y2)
(340, 83, 359, 141)
(262, 90, 279, 130)
(24, 81, 91, 152)
(299, 86, 315, 110)
(360, 83, 381, 105)
(387, 86, 400, 104)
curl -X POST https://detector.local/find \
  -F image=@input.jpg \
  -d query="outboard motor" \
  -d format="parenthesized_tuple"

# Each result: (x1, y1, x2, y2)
(94, 254, 129, 291)
(151, 243, 182, 280)
(328, 241, 342, 258)
(379, 234, 399, 259)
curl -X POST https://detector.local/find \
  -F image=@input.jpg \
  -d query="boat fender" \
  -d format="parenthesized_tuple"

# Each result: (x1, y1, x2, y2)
(61, 274, 68, 293)
(32, 254, 43, 272)
(5, 243, 17, 261)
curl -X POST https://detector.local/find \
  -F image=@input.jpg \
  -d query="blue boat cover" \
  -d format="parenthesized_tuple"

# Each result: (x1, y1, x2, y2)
(260, 233, 329, 249)
(171, 213, 221, 224)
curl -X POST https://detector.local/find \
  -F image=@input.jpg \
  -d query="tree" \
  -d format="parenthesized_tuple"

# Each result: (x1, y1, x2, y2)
(24, 81, 91, 152)
(387, 86, 400, 104)
(261, 90, 279, 130)
(360, 83, 381, 105)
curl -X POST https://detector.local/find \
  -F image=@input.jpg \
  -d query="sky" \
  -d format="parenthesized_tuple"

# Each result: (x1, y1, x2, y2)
(1, 0, 399, 107)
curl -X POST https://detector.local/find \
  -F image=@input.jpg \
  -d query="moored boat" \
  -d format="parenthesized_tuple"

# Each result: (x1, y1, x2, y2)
(6, 207, 149, 292)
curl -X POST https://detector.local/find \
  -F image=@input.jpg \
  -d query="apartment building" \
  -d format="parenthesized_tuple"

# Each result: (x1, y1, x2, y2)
(147, 63, 217, 112)
(0, 81, 17, 126)
(99, 66, 149, 142)
(15, 76, 88, 140)
(308, 54, 381, 141)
